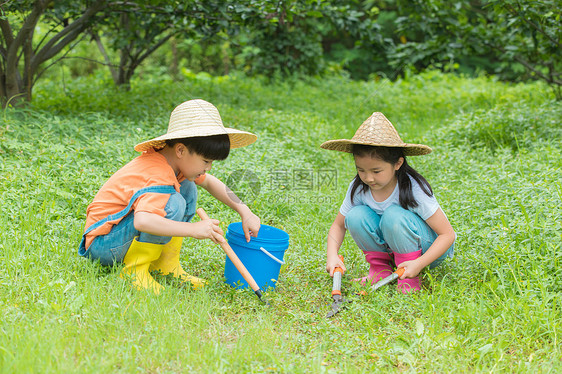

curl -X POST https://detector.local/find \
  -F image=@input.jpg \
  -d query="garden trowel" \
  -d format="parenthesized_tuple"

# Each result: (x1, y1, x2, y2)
(196, 208, 269, 306)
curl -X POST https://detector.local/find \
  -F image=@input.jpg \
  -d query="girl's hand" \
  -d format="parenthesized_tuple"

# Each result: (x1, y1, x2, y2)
(241, 210, 261, 242)
(191, 219, 225, 244)
(326, 254, 346, 277)
(396, 258, 424, 279)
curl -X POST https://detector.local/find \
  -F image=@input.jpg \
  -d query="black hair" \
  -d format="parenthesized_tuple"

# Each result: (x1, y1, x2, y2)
(165, 134, 230, 160)
(350, 145, 433, 209)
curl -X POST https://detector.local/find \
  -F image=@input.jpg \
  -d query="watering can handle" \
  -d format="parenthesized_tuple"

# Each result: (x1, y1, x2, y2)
(259, 247, 285, 265)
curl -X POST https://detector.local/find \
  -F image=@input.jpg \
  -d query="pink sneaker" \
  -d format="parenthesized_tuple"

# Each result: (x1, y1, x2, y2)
(393, 250, 422, 293)
(353, 251, 393, 285)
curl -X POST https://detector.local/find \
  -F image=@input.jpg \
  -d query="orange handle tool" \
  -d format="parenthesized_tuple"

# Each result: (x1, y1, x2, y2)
(372, 267, 406, 290)
(327, 255, 348, 317)
(196, 208, 267, 304)
(331, 255, 344, 297)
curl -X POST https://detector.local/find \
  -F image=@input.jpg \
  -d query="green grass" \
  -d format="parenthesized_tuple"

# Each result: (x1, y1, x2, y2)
(1, 70, 561, 372)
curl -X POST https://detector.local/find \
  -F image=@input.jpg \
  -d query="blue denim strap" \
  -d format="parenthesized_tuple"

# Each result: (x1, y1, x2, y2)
(83, 185, 177, 235)
(78, 185, 177, 257)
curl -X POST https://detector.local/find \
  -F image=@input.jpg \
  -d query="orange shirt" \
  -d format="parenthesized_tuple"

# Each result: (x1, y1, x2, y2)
(84, 149, 205, 249)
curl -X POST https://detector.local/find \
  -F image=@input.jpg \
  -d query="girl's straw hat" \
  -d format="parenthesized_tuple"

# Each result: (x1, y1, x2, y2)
(320, 112, 432, 156)
(135, 99, 257, 152)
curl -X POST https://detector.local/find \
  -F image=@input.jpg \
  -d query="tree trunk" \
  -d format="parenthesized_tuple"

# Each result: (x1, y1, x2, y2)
(117, 47, 131, 90)
(0, 0, 45, 107)
(170, 37, 179, 79)
(91, 31, 119, 84)
(0, 0, 107, 108)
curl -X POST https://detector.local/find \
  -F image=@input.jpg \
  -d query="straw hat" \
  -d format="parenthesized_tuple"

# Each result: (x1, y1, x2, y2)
(134, 99, 257, 152)
(320, 112, 432, 156)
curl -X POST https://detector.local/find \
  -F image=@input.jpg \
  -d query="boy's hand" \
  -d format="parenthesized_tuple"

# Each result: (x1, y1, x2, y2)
(191, 219, 225, 244)
(326, 254, 346, 277)
(241, 211, 261, 242)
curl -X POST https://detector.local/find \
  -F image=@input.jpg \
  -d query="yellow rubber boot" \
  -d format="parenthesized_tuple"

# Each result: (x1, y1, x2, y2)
(121, 237, 164, 294)
(149, 237, 207, 290)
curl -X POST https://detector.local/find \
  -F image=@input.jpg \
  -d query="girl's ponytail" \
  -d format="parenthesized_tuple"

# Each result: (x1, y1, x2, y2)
(396, 158, 432, 209)
(350, 145, 432, 209)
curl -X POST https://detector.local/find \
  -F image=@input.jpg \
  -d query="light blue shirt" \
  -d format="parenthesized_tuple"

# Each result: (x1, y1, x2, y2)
(339, 176, 440, 221)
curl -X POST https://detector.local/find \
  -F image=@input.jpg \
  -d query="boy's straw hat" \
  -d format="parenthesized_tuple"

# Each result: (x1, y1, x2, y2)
(320, 112, 432, 156)
(134, 99, 257, 152)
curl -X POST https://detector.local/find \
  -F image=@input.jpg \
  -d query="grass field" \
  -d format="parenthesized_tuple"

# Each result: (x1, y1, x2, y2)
(1, 70, 561, 373)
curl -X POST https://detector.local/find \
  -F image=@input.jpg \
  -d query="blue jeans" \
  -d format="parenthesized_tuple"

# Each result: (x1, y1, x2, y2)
(83, 180, 197, 266)
(345, 205, 454, 268)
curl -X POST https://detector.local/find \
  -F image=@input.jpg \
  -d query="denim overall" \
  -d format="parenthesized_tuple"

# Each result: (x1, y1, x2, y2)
(78, 181, 197, 265)
(345, 204, 454, 268)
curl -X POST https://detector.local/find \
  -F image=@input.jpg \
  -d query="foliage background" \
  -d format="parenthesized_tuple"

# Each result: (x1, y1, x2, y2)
(1, 0, 561, 105)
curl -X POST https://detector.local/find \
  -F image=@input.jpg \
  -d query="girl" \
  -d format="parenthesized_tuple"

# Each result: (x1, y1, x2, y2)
(321, 112, 455, 292)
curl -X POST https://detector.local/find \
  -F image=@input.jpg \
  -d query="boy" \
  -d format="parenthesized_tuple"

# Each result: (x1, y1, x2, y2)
(78, 99, 261, 294)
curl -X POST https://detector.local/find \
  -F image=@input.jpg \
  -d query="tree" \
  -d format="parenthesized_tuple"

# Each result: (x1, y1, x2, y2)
(392, 0, 562, 99)
(228, 0, 382, 77)
(0, 0, 107, 107)
(89, 1, 233, 88)
(228, 1, 325, 76)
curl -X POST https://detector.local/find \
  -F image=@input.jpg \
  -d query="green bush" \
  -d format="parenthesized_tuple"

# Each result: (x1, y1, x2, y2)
(439, 101, 562, 152)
